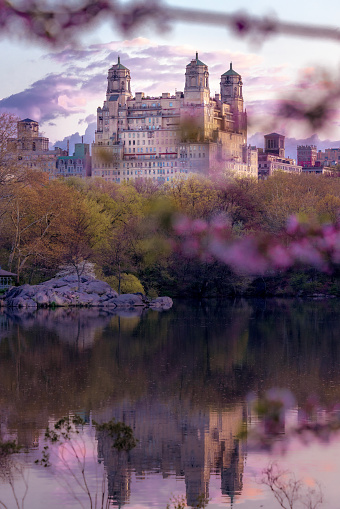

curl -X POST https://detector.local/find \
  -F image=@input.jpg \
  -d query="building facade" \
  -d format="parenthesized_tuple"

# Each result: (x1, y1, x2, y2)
(92, 55, 258, 183)
(258, 133, 302, 179)
(8, 118, 68, 177)
(297, 145, 317, 167)
(317, 147, 340, 167)
(56, 143, 92, 178)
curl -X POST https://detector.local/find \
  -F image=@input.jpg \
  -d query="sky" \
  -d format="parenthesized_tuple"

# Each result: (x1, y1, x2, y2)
(1, 0, 340, 148)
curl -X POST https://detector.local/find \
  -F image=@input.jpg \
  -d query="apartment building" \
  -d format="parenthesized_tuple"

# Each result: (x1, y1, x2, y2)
(92, 55, 258, 183)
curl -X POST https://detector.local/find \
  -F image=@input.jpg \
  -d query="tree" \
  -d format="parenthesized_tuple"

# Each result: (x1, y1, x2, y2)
(166, 174, 217, 219)
(260, 463, 323, 509)
(213, 176, 261, 231)
(1, 174, 62, 282)
(57, 194, 112, 290)
(0, 416, 137, 509)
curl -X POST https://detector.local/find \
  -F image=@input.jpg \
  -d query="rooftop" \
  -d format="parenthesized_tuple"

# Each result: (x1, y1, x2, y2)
(190, 52, 207, 66)
(110, 56, 129, 71)
(0, 268, 17, 276)
(265, 132, 285, 137)
(222, 63, 240, 77)
(20, 118, 38, 123)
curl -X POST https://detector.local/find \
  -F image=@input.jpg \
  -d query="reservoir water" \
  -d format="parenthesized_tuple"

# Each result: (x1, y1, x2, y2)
(1, 299, 340, 508)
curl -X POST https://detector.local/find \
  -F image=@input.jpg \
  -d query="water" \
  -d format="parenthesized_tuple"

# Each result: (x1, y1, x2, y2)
(0, 299, 340, 508)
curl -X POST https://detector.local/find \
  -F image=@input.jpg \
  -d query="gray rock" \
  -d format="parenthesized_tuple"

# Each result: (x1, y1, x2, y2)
(150, 296, 173, 309)
(10, 297, 26, 308)
(52, 294, 71, 306)
(2, 277, 172, 311)
(34, 292, 49, 305)
(85, 281, 113, 295)
(111, 294, 144, 307)
(25, 299, 38, 309)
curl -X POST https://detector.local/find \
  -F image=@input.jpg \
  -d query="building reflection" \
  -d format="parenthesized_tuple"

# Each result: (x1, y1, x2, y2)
(95, 402, 247, 507)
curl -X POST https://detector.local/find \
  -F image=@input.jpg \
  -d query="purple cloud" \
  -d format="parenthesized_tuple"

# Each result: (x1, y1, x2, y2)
(0, 74, 84, 122)
(79, 114, 96, 125)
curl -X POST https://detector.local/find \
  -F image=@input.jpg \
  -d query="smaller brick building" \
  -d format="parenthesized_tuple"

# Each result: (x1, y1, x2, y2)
(297, 145, 317, 167)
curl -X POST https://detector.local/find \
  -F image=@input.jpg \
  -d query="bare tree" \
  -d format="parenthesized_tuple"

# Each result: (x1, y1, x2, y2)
(260, 463, 323, 509)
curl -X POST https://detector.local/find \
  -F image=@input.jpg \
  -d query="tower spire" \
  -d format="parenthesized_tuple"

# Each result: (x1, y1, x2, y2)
(118, 56, 120, 65)
(196, 51, 198, 61)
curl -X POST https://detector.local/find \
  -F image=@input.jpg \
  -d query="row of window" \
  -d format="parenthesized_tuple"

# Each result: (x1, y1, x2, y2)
(127, 139, 175, 146)
(122, 131, 177, 138)
(180, 153, 206, 158)
(95, 167, 186, 177)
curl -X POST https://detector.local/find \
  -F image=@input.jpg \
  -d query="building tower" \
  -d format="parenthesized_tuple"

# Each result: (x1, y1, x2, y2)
(220, 63, 246, 136)
(106, 56, 132, 106)
(16, 118, 49, 151)
(264, 133, 285, 158)
(184, 52, 210, 105)
(96, 57, 132, 144)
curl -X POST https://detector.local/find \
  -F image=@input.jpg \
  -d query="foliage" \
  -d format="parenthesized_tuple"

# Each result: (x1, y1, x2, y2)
(0, 440, 22, 457)
(166, 493, 209, 509)
(32, 414, 138, 508)
(102, 273, 145, 294)
(93, 418, 138, 451)
(242, 389, 340, 453)
(41, 414, 137, 453)
(0, 439, 27, 509)
(2, 171, 340, 295)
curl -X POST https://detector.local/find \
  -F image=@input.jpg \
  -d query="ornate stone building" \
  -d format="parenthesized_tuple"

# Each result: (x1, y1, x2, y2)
(92, 54, 258, 183)
(8, 118, 67, 177)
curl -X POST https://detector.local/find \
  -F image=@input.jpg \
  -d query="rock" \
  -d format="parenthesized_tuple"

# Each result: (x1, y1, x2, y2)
(2, 277, 172, 311)
(52, 294, 71, 307)
(25, 299, 38, 309)
(111, 294, 144, 307)
(10, 297, 27, 308)
(5, 287, 23, 300)
(85, 281, 113, 296)
(34, 292, 49, 305)
(150, 297, 173, 310)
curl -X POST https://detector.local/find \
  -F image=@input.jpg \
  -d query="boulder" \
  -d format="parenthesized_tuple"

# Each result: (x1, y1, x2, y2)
(34, 292, 49, 305)
(2, 277, 172, 311)
(10, 297, 27, 308)
(111, 294, 144, 307)
(25, 299, 38, 309)
(150, 296, 173, 310)
(85, 281, 113, 296)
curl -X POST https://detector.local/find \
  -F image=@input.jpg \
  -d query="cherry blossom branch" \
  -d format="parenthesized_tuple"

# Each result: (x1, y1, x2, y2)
(1, 0, 340, 46)
(172, 214, 340, 276)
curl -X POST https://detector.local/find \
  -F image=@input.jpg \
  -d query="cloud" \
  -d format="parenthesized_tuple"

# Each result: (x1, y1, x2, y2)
(0, 74, 82, 122)
(78, 114, 96, 125)
(89, 37, 154, 51)
(45, 42, 269, 99)
(44, 45, 103, 64)
(0, 69, 105, 124)
(53, 122, 96, 154)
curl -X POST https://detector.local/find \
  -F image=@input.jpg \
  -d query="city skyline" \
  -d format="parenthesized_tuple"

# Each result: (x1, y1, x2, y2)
(1, 0, 340, 146)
